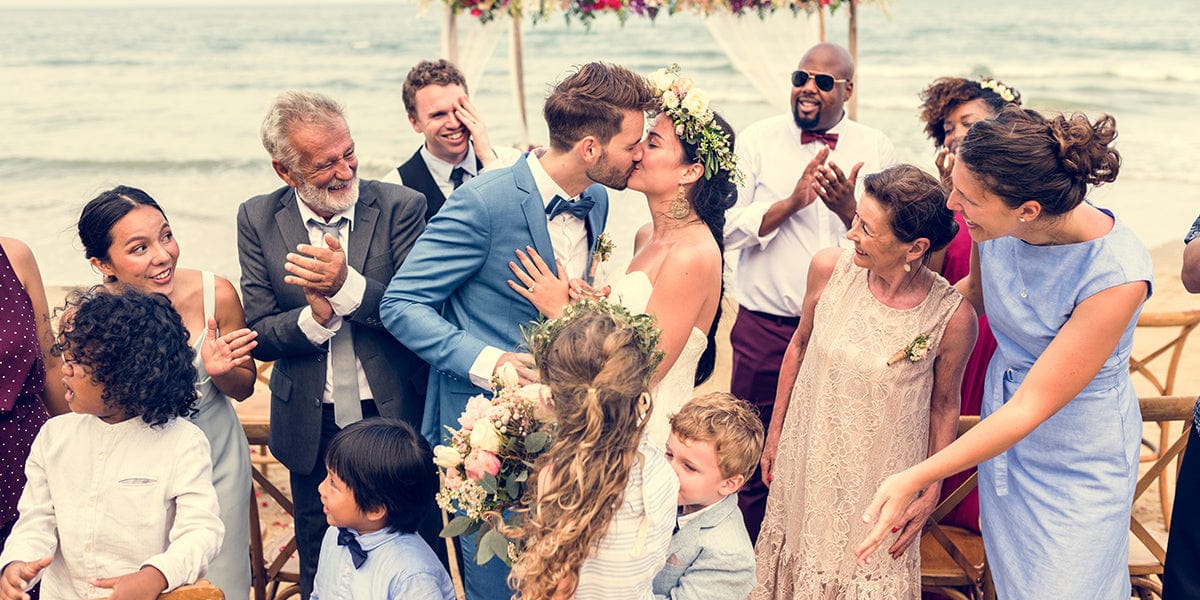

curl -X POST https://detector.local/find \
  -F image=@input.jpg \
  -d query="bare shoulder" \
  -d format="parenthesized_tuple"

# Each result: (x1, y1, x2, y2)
(809, 247, 843, 282)
(633, 222, 653, 253)
(0, 237, 39, 287)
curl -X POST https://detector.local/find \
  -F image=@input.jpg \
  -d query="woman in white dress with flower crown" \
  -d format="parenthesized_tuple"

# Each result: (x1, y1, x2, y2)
(511, 66, 739, 447)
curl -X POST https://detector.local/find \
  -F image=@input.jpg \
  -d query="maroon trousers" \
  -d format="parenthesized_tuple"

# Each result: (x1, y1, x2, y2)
(730, 306, 799, 544)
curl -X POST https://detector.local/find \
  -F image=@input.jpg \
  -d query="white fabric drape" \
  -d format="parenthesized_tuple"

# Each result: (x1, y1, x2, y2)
(704, 12, 822, 112)
(441, 6, 507, 85)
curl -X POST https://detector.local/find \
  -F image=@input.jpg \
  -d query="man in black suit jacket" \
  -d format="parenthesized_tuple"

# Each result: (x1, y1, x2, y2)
(381, 59, 520, 221)
(236, 90, 428, 598)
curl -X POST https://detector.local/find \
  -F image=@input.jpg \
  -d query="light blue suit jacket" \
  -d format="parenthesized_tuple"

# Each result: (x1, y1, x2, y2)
(380, 155, 609, 446)
(652, 493, 756, 600)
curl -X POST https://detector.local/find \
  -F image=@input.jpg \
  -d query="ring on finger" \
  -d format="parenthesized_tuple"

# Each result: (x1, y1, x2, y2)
(528, 283, 537, 293)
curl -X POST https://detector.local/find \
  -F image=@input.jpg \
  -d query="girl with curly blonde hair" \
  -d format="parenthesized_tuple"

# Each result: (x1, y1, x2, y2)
(508, 304, 679, 599)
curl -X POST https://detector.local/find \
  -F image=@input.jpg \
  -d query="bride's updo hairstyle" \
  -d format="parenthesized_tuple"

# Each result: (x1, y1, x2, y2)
(681, 111, 738, 385)
(509, 303, 662, 599)
(959, 105, 1120, 215)
(863, 165, 956, 262)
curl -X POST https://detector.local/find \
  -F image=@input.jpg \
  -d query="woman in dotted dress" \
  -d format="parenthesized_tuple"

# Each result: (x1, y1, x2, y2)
(0, 237, 67, 553)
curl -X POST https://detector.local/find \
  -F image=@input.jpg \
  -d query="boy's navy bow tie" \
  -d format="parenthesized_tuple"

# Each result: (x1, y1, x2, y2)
(546, 194, 595, 220)
(337, 527, 369, 569)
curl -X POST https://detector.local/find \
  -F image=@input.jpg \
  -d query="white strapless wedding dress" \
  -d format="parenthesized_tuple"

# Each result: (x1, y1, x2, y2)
(608, 270, 708, 448)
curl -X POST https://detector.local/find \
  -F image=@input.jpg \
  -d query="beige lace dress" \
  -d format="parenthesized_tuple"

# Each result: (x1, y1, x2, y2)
(751, 250, 962, 600)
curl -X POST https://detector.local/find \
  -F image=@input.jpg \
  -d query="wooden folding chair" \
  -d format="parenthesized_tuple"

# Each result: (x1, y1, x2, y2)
(1129, 310, 1200, 530)
(1130, 395, 1194, 600)
(921, 416, 994, 600)
(160, 579, 223, 599)
(244, 419, 302, 600)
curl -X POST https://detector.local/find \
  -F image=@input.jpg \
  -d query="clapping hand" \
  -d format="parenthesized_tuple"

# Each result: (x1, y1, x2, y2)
(201, 318, 257, 378)
(1, 556, 51, 600)
(935, 147, 956, 189)
(787, 146, 830, 213)
(285, 233, 348, 296)
(304, 286, 334, 328)
(508, 247, 570, 318)
(89, 566, 168, 600)
(815, 160, 864, 227)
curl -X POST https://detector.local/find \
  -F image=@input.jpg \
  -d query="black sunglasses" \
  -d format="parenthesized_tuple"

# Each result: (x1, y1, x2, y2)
(791, 70, 849, 92)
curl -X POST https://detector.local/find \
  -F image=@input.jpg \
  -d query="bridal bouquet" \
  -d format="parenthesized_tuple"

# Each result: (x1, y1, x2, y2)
(434, 363, 557, 565)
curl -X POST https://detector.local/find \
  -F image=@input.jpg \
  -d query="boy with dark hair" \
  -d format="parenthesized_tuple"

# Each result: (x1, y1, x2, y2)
(311, 418, 454, 600)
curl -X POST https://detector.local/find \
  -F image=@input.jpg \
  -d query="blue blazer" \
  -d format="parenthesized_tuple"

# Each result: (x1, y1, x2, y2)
(652, 493, 756, 600)
(380, 154, 609, 445)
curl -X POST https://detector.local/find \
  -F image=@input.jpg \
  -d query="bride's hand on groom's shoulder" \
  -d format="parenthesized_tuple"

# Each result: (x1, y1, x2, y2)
(508, 247, 570, 318)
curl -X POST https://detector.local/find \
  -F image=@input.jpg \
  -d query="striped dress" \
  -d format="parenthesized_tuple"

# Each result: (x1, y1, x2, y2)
(574, 438, 679, 599)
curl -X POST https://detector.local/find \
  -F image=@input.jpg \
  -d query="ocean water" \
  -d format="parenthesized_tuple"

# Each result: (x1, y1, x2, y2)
(3, 0, 1198, 286)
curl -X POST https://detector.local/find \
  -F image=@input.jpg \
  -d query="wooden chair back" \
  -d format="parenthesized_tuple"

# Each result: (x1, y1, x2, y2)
(920, 416, 993, 600)
(244, 418, 301, 600)
(1130, 395, 1194, 600)
(159, 580, 223, 600)
(1129, 310, 1200, 530)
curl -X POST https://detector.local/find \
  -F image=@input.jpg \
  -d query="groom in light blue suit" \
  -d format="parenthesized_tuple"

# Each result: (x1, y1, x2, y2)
(381, 62, 656, 600)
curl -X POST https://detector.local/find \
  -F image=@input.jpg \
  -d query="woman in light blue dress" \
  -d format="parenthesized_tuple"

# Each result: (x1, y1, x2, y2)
(857, 106, 1151, 598)
(78, 186, 257, 599)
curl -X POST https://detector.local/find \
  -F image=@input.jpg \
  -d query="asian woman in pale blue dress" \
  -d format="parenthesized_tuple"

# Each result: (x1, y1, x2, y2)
(857, 106, 1151, 599)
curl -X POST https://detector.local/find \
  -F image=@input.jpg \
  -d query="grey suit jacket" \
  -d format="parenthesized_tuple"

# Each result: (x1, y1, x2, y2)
(652, 493, 756, 600)
(236, 179, 428, 474)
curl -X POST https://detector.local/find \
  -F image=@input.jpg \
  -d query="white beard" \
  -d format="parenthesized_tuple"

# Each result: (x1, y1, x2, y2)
(296, 175, 359, 215)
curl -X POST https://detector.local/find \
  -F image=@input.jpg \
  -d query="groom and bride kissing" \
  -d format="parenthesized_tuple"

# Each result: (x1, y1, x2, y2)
(379, 60, 739, 596)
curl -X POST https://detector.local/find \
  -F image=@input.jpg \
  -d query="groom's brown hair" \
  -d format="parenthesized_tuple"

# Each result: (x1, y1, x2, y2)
(543, 62, 655, 152)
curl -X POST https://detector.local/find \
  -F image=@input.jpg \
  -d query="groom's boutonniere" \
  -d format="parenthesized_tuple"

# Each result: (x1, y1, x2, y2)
(588, 233, 615, 282)
(888, 332, 931, 366)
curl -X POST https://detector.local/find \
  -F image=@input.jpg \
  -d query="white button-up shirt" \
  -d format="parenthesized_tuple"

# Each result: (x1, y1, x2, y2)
(724, 113, 896, 316)
(0, 414, 223, 598)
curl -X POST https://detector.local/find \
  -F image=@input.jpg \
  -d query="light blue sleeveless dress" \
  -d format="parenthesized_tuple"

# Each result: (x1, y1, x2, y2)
(976, 212, 1152, 599)
(192, 271, 253, 599)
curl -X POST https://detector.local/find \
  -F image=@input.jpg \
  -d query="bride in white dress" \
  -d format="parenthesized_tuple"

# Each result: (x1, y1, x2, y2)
(511, 105, 739, 447)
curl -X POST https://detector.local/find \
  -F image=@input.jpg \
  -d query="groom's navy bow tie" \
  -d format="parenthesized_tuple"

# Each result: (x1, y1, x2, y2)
(546, 194, 595, 220)
(337, 527, 369, 569)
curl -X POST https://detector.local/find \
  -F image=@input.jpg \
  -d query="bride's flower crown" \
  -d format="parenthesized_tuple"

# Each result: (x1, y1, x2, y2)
(647, 64, 744, 185)
(979, 78, 1017, 103)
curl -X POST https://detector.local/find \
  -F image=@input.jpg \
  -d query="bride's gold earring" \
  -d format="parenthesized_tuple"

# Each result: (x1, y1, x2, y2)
(669, 184, 691, 219)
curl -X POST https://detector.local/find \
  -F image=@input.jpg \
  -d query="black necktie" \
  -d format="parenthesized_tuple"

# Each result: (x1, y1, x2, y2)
(337, 527, 369, 569)
(546, 194, 596, 220)
(450, 166, 468, 189)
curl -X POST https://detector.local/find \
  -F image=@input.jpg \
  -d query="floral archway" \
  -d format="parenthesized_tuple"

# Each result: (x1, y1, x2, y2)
(430, 0, 885, 145)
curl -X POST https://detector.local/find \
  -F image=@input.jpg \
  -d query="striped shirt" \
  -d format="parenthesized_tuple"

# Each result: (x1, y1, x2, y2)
(574, 439, 680, 600)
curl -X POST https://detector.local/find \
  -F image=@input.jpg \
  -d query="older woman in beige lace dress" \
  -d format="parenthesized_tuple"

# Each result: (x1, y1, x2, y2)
(752, 165, 976, 599)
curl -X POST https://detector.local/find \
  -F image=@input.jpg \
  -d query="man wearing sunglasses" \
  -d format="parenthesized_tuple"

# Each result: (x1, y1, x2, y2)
(723, 41, 897, 543)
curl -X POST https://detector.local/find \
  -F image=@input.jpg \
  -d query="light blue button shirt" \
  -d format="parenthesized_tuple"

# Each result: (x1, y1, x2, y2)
(310, 527, 455, 600)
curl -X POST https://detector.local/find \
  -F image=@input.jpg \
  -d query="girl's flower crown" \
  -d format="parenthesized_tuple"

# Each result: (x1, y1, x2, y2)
(522, 299, 664, 384)
(979, 78, 1017, 103)
(647, 65, 744, 185)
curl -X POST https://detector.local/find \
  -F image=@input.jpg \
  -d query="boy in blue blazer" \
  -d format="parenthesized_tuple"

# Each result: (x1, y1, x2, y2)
(656, 393, 765, 600)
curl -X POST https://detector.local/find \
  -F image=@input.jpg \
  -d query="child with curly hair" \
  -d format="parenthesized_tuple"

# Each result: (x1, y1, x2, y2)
(0, 287, 223, 600)
(508, 302, 679, 599)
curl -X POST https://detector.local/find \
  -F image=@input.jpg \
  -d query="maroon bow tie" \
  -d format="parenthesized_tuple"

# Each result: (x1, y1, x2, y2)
(801, 131, 839, 149)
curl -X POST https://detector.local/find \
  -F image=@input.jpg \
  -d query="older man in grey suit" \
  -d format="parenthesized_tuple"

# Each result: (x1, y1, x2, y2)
(236, 91, 429, 599)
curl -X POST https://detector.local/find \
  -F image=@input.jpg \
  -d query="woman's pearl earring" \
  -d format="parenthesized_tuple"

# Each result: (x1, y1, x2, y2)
(903, 262, 912, 273)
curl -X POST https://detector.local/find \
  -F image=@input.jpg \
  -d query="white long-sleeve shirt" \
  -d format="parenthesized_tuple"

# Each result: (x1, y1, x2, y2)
(724, 113, 896, 316)
(0, 413, 224, 598)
